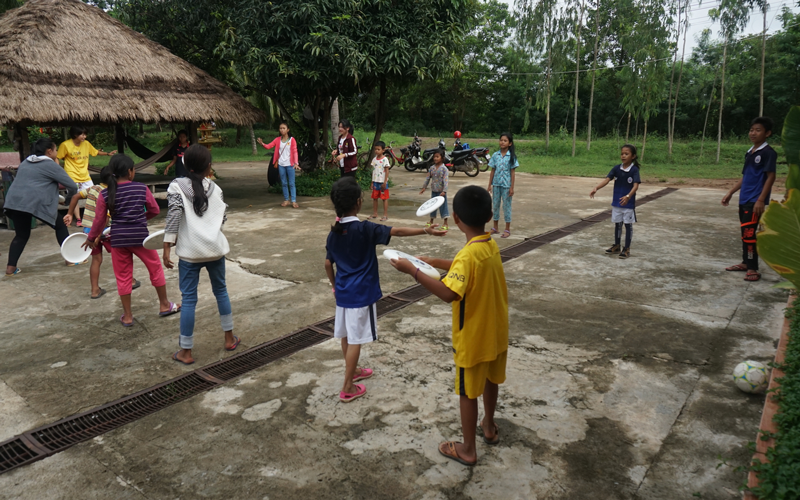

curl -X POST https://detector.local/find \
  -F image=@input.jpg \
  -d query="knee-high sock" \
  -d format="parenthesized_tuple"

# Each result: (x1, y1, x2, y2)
(624, 223, 633, 248)
(614, 223, 622, 246)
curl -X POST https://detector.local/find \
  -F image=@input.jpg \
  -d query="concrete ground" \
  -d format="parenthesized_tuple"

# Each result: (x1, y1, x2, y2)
(0, 163, 789, 499)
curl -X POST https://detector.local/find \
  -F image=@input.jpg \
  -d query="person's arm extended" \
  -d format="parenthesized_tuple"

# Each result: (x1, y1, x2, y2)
(590, 177, 611, 198)
(324, 259, 336, 290)
(63, 191, 85, 226)
(420, 170, 432, 192)
(620, 182, 639, 207)
(721, 179, 743, 206)
(257, 137, 278, 150)
(419, 256, 453, 271)
(390, 226, 447, 237)
(390, 258, 458, 302)
(754, 172, 776, 217)
(144, 189, 160, 219)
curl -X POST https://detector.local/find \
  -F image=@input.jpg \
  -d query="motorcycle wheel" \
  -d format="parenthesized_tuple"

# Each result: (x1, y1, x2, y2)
(357, 151, 369, 168)
(479, 160, 490, 172)
(464, 158, 480, 177)
(405, 159, 417, 172)
(387, 155, 396, 169)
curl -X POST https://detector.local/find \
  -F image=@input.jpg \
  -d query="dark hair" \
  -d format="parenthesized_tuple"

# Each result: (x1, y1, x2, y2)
(278, 120, 292, 137)
(751, 116, 773, 132)
(99, 164, 113, 186)
(69, 126, 87, 139)
(500, 132, 516, 166)
(621, 144, 641, 169)
(32, 137, 56, 156)
(453, 186, 492, 228)
(105, 154, 135, 216)
(339, 119, 354, 136)
(182, 144, 212, 216)
(374, 141, 386, 149)
(176, 129, 188, 137)
(330, 176, 362, 234)
(433, 149, 446, 164)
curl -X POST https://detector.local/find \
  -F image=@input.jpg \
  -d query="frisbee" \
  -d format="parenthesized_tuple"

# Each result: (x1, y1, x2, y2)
(102, 226, 111, 236)
(60, 233, 91, 263)
(416, 196, 445, 217)
(58, 194, 66, 204)
(383, 249, 440, 279)
(143, 229, 165, 250)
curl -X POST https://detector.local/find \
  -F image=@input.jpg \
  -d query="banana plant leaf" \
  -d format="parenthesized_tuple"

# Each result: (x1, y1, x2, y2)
(772, 281, 797, 290)
(758, 189, 800, 289)
(784, 107, 800, 190)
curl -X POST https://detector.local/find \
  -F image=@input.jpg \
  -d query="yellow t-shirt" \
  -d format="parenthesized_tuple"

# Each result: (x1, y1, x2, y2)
(57, 140, 99, 183)
(442, 233, 509, 368)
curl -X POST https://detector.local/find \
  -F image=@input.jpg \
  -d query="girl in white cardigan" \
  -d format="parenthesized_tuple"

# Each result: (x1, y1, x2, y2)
(163, 145, 238, 365)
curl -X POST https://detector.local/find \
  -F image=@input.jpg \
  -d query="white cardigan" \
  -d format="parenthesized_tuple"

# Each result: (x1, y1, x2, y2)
(164, 178, 229, 263)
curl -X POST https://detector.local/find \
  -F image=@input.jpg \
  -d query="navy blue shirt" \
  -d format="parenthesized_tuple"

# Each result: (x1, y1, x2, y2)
(607, 164, 641, 208)
(740, 143, 777, 205)
(326, 217, 392, 308)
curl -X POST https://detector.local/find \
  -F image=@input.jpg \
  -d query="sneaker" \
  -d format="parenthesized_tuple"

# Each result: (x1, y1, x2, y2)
(605, 244, 620, 254)
(76, 219, 83, 227)
(618, 248, 630, 259)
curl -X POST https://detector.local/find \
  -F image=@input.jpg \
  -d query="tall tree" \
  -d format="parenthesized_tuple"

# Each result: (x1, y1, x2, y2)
(758, 0, 769, 115)
(571, 0, 586, 157)
(669, 0, 690, 154)
(586, 0, 603, 151)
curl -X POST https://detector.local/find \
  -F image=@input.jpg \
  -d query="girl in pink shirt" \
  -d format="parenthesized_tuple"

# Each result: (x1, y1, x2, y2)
(257, 121, 301, 208)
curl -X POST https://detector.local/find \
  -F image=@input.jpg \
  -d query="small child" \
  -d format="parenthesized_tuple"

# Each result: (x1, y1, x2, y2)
(721, 116, 777, 282)
(419, 149, 449, 230)
(589, 144, 642, 259)
(389, 185, 508, 466)
(324, 177, 446, 403)
(64, 165, 140, 298)
(370, 141, 390, 221)
(487, 132, 518, 238)
(165, 129, 191, 178)
(85, 155, 180, 326)
(163, 145, 237, 365)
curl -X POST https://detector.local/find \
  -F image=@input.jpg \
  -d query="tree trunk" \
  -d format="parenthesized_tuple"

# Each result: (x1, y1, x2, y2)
(370, 77, 388, 165)
(115, 124, 125, 155)
(670, 3, 689, 153)
(311, 93, 321, 148)
(235, 126, 242, 145)
(587, 8, 600, 151)
(250, 124, 257, 156)
(716, 38, 728, 164)
(625, 113, 631, 142)
(330, 97, 340, 144)
(700, 72, 718, 160)
(322, 95, 331, 149)
(571, 0, 585, 157)
(666, 0, 681, 157)
(759, 3, 767, 116)
(641, 119, 648, 161)
(545, 27, 552, 151)
(634, 115, 639, 139)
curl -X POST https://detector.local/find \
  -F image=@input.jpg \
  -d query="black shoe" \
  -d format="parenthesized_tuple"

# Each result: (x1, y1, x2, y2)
(619, 248, 630, 259)
(605, 244, 620, 254)
(132, 279, 141, 290)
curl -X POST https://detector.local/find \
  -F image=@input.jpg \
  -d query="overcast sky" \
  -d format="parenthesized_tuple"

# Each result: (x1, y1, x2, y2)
(500, 0, 799, 53)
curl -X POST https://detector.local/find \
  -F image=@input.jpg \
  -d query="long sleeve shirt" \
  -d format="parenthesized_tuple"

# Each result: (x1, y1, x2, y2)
(88, 180, 159, 247)
(422, 164, 449, 193)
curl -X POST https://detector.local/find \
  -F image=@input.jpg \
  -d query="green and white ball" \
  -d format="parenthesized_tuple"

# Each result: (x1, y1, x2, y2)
(732, 360, 770, 394)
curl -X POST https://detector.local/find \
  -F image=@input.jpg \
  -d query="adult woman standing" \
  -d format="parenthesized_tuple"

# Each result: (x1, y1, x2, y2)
(335, 119, 358, 177)
(4, 138, 77, 276)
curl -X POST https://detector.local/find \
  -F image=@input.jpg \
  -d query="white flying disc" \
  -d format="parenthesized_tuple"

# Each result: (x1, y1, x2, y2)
(143, 229, 165, 250)
(102, 226, 111, 236)
(60, 233, 91, 263)
(416, 196, 445, 217)
(383, 249, 440, 279)
(58, 194, 66, 204)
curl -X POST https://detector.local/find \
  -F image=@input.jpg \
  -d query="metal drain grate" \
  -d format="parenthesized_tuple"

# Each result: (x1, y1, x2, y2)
(0, 439, 40, 474)
(391, 284, 433, 302)
(376, 296, 412, 317)
(202, 329, 330, 382)
(500, 239, 549, 259)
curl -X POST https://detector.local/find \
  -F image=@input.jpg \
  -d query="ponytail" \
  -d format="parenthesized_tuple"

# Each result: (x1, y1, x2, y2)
(106, 154, 134, 216)
(329, 176, 361, 234)
(182, 145, 211, 216)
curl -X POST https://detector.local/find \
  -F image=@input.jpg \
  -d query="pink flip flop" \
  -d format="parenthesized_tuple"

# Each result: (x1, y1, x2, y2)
(159, 302, 181, 317)
(339, 383, 367, 403)
(120, 315, 134, 327)
(353, 368, 373, 382)
(225, 335, 241, 351)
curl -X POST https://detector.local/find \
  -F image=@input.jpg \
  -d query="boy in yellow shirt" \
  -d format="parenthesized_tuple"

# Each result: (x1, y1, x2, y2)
(57, 126, 116, 226)
(390, 185, 508, 466)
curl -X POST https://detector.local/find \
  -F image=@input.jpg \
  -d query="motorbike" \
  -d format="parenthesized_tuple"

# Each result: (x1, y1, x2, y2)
(445, 145, 481, 177)
(404, 134, 444, 172)
(454, 137, 490, 171)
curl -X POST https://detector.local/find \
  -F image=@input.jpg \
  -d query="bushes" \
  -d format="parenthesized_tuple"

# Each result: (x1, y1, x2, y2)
(748, 298, 800, 499)
(268, 168, 374, 198)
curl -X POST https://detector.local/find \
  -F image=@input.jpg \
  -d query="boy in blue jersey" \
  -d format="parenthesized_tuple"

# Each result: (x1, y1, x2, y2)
(722, 117, 778, 282)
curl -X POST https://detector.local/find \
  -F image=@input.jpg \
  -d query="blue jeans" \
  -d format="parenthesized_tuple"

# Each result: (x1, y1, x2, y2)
(431, 191, 449, 218)
(278, 165, 296, 202)
(178, 257, 233, 349)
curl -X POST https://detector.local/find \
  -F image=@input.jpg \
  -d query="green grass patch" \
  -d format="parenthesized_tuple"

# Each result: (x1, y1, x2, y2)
(747, 297, 800, 499)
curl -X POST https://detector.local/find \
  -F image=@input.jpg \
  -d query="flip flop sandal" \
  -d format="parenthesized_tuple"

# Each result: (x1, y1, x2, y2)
(132, 279, 141, 290)
(501, 230, 511, 238)
(440, 225, 449, 231)
(380, 217, 388, 221)
(225, 335, 241, 351)
(76, 219, 83, 227)
(281, 201, 290, 207)
(726, 264, 748, 272)
(339, 383, 367, 403)
(91, 288, 107, 299)
(478, 422, 500, 445)
(744, 272, 761, 282)
(5, 267, 21, 276)
(172, 351, 195, 365)
(159, 302, 181, 317)
(369, 215, 378, 219)
(490, 227, 499, 235)
(292, 203, 300, 208)
(438, 441, 477, 466)
(120, 315, 134, 327)
(353, 368, 373, 382)
(67, 259, 88, 267)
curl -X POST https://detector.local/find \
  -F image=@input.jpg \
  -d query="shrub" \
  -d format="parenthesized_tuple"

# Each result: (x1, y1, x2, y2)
(268, 168, 377, 198)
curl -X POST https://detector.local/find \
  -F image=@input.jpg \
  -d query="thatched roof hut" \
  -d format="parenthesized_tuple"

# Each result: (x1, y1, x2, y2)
(0, 0, 264, 127)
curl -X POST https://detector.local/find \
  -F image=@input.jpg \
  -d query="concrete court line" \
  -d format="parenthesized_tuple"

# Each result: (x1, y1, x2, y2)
(0, 188, 679, 475)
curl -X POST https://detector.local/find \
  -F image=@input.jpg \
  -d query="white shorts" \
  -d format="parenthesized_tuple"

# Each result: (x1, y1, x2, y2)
(611, 206, 636, 224)
(76, 180, 94, 191)
(334, 304, 378, 345)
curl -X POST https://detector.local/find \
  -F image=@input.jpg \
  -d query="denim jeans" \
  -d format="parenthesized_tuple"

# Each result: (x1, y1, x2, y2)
(178, 257, 233, 349)
(430, 191, 449, 218)
(278, 165, 297, 202)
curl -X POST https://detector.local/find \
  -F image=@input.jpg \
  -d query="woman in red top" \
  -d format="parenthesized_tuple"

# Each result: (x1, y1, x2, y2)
(335, 119, 358, 178)
(258, 121, 300, 207)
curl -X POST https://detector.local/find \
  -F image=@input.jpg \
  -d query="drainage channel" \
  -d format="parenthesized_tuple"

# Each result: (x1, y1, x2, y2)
(0, 187, 677, 475)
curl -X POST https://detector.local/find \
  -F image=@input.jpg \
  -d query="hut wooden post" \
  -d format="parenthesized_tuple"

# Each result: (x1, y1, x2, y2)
(115, 124, 125, 155)
(188, 122, 199, 146)
(15, 124, 30, 162)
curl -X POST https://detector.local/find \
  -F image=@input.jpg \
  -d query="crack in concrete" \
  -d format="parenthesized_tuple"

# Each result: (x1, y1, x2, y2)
(91, 455, 150, 499)
(226, 257, 301, 284)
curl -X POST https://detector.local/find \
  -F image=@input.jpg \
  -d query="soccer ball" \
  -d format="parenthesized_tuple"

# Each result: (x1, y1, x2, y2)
(732, 360, 770, 394)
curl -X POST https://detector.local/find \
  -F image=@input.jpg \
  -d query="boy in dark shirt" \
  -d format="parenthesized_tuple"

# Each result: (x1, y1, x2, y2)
(721, 117, 778, 282)
(166, 130, 190, 178)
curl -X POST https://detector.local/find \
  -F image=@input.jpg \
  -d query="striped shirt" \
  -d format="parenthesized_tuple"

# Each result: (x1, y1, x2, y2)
(78, 184, 108, 229)
(87, 181, 159, 247)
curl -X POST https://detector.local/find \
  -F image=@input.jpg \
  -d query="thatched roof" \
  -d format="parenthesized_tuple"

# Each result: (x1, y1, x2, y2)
(0, 0, 264, 126)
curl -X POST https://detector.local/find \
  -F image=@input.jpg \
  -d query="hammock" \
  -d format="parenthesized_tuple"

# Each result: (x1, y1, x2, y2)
(88, 135, 177, 173)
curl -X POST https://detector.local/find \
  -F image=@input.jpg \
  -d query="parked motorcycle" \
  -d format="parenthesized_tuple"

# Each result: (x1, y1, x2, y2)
(404, 135, 445, 172)
(454, 134, 490, 171)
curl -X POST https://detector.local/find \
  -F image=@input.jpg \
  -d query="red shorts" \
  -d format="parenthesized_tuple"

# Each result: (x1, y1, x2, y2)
(92, 238, 112, 256)
(371, 183, 389, 200)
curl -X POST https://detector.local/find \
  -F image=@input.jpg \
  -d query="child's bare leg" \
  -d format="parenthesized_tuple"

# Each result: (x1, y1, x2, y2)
(90, 253, 103, 296)
(492, 220, 499, 231)
(73, 205, 81, 224)
(372, 199, 378, 217)
(443, 217, 449, 227)
(154, 285, 172, 312)
(452, 395, 479, 462)
(383, 199, 389, 218)
(342, 341, 361, 394)
(481, 381, 499, 440)
(224, 330, 235, 349)
(120, 294, 133, 324)
(175, 348, 194, 364)
(504, 222, 511, 232)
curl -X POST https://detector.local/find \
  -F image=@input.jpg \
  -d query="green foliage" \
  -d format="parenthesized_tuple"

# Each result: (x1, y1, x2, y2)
(267, 168, 374, 198)
(759, 190, 800, 290)
(747, 298, 800, 499)
(783, 107, 800, 191)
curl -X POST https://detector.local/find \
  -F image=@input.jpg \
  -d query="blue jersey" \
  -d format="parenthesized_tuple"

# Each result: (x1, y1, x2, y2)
(326, 217, 392, 308)
(740, 143, 777, 205)
(607, 164, 641, 209)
